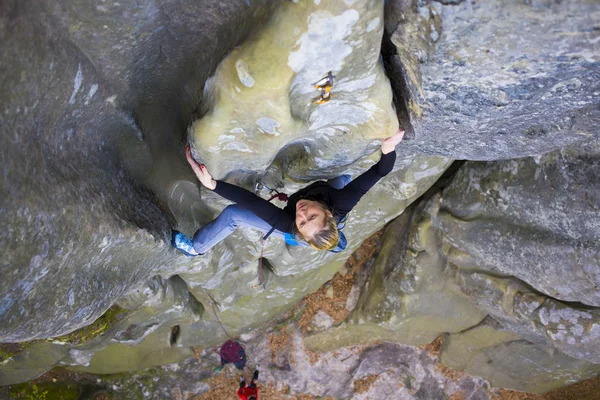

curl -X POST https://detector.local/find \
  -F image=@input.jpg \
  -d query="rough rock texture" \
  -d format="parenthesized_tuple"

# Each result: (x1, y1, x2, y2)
(432, 141, 600, 392)
(190, 0, 398, 179)
(0, 0, 280, 342)
(0, 276, 202, 384)
(0, 0, 451, 385)
(386, 0, 600, 160)
(2, 0, 600, 396)
(304, 206, 487, 352)
(442, 318, 600, 394)
(440, 141, 600, 306)
(455, 270, 600, 365)
(305, 138, 600, 393)
(7, 324, 493, 400)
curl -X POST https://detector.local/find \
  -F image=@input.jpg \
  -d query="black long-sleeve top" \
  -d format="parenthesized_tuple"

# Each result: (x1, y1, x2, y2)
(213, 151, 396, 234)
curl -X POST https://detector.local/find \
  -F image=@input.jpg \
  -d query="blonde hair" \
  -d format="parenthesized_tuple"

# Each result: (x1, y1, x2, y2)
(296, 202, 339, 251)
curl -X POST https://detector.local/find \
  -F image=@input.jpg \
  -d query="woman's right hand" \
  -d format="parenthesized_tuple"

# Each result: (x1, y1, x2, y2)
(186, 145, 216, 190)
(381, 128, 405, 154)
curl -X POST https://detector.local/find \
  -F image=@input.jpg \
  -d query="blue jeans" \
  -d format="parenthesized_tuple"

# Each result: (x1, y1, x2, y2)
(192, 175, 351, 254)
(327, 174, 351, 190)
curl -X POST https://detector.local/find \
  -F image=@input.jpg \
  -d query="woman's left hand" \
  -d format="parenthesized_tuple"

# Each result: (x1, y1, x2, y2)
(381, 128, 405, 154)
(186, 145, 216, 190)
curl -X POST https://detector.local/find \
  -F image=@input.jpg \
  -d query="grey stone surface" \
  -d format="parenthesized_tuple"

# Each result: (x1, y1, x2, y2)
(442, 318, 600, 394)
(386, 0, 600, 160)
(2, 0, 600, 395)
(455, 270, 600, 364)
(310, 310, 334, 331)
(189, 0, 399, 179)
(0, 0, 279, 342)
(62, 325, 492, 400)
(439, 140, 600, 306)
(427, 140, 600, 389)
(0, 0, 450, 384)
(304, 205, 487, 352)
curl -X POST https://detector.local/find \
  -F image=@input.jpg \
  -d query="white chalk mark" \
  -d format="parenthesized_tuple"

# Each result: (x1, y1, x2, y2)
(235, 59, 255, 88)
(256, 116, 281, 136)
(366, 17, 380, 33)
(69, 64, 83, 105)
(85, 84, 98, 105)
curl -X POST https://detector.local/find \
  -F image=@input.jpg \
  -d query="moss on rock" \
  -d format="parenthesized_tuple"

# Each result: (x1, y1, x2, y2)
(1, 305, 126, 367)
(51, 305, 126, 346)
(8, 382, 79, 400)
(0, 343, 30, 363)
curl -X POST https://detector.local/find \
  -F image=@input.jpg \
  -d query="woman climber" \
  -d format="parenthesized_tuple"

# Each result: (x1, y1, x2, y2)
(172, 129, 405, 255)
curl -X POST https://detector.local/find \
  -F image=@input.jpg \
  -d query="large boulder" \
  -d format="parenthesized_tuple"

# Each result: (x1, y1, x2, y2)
(0, 0, 451, 383)
(189, 0, 398, 179)
(441, 318, 600, 394)
(385, 0, 600, 160)
(2, 0, 599, 394)
(439, 140, 600, 306)
(305, 138, 600, 390)
(0, 0, 279, 342)
(430, 140, 600, 390)
(304, 203, 487, 352)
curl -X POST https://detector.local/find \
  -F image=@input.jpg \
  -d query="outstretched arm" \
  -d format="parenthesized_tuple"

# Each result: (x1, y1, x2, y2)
(333, 129, 404, 215)
(213, 181, 294, 230)
(186, 146, 293, 231)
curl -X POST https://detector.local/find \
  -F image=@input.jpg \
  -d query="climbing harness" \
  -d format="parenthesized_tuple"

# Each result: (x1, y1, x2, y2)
(255, 181, 288, 202)
(312, 71, 335, 104)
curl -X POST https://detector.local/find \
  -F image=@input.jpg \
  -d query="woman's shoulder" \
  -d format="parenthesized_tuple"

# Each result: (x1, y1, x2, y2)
(288, 181, 328, 199)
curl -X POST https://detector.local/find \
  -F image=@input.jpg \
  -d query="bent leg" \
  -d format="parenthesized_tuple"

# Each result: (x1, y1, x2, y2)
(327, 174, 352, 189)
(192, 205, 286, 254)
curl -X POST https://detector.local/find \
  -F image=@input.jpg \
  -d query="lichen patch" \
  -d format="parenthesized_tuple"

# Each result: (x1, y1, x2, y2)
(297, 229, 384, 332)
(353, 374, 380, 394)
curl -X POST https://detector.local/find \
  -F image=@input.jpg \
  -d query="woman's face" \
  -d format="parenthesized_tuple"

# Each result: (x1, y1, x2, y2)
(295, 199, 327, 239)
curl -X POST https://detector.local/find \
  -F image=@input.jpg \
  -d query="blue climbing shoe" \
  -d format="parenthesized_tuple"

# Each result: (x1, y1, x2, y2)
(171, 230, 200, 257)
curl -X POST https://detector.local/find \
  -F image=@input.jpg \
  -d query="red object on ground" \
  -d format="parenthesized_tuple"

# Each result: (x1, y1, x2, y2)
(237, 386, 259, 400)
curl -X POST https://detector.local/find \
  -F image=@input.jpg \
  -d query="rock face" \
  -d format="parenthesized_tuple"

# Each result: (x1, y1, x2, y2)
(386, 0, 600, 160)
(303, 139, 600, 394)
(0, 0, 449, 385)
(303, 208, 488, 351)
(440, 141, 600, 307)
(0, 0, 279, 342)
(12, 324, 494, 400)
(190, 0, 398, 179)
(433, 141, 600, 391)
(441, 318, 600, 394)
(1, 0, 600, 396)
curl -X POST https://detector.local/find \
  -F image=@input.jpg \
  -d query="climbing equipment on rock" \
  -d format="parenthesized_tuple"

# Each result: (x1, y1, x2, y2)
(255, 181, 288, 202)
(208, 295, 233, 340)
(312, 71, 335, 104)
